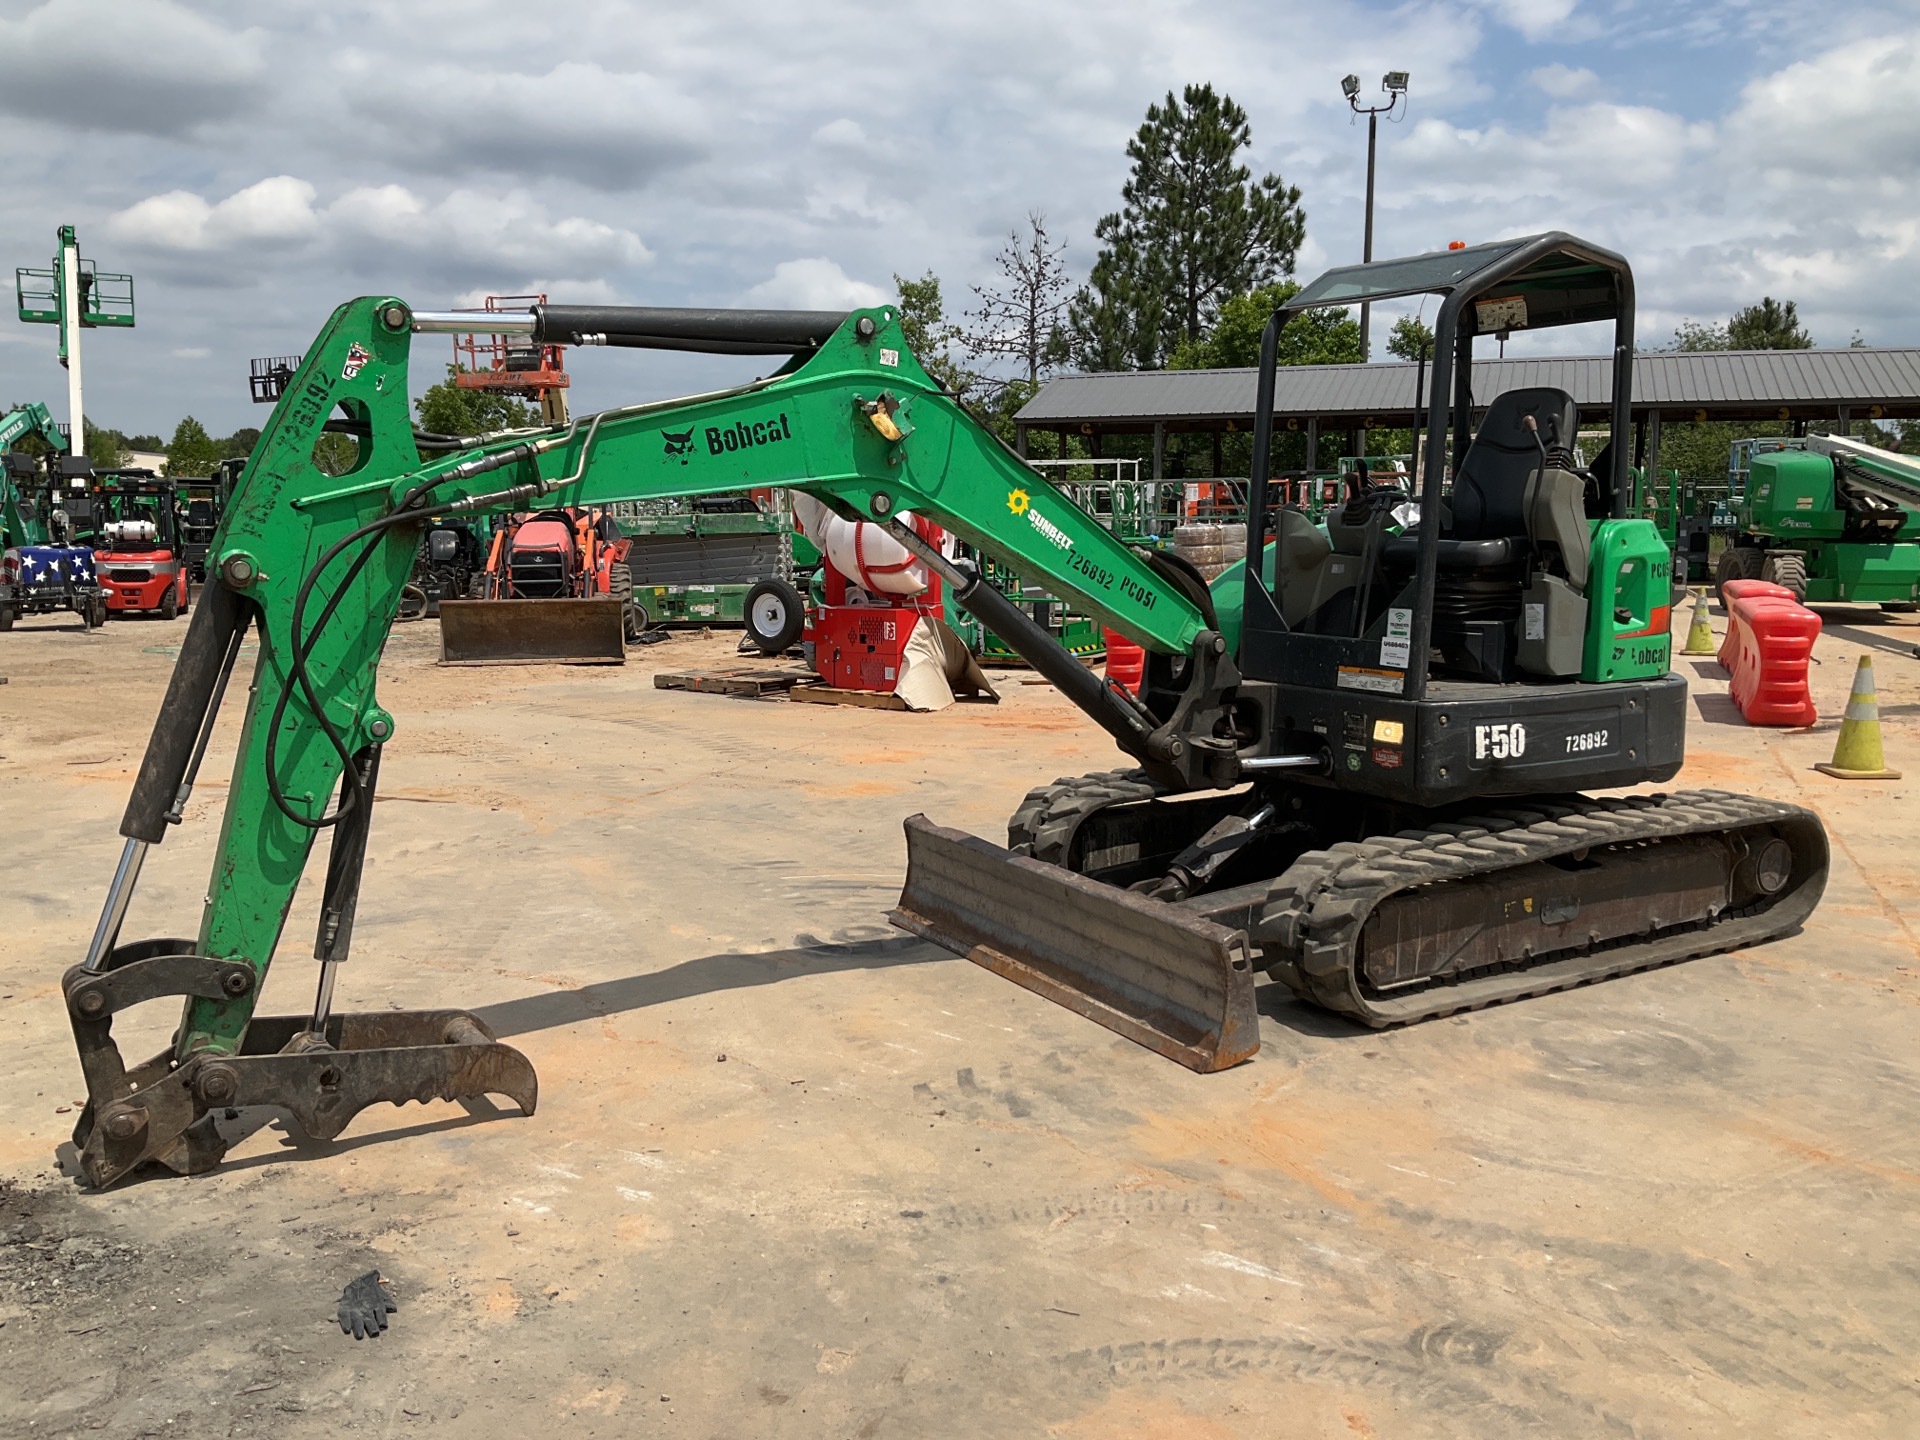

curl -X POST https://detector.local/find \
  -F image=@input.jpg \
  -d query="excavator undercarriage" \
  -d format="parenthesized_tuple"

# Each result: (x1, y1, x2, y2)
(895, 771, 1825, 1065)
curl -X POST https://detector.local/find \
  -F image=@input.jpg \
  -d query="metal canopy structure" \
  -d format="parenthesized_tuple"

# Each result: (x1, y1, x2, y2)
(1015, 348, 1920, 448)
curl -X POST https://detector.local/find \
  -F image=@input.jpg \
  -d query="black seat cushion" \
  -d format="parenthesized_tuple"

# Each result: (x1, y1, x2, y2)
(1450, 388, 1579, 541)
(1384, 535, 1516, 567)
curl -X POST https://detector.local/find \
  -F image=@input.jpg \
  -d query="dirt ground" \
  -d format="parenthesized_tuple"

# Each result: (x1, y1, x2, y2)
(2, 600, 1917, 1439)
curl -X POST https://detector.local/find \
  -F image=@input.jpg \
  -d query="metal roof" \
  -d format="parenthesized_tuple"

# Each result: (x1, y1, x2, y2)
(1014, 348, 1920, 429)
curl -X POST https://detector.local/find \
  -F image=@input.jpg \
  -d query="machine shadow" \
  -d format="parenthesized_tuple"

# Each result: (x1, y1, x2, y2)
(472, 933, 939, 1039)
(477, 933, 1384, 1046)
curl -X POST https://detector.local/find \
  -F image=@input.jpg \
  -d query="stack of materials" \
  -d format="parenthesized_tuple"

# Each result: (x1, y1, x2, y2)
(1171, 522, 1246, 582)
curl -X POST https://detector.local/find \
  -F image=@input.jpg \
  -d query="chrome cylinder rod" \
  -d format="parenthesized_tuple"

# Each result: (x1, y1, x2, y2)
(1239, 753, 1327, 772)
(82, 838, 149, 972)
(309, 961, 339, 1038)
(408, 310, 535, 335)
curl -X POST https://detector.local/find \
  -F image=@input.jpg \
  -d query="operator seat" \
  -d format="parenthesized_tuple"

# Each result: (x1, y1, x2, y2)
(1381, 388, 1586, 680)
(1389, 387, 1580, 568)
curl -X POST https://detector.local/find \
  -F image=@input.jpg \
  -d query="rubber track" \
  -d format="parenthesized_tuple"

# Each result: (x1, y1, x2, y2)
(1261, 789, 1829, 1026)
(1003, 774, 1828, 1029)
(1006, 768, 1166, 864)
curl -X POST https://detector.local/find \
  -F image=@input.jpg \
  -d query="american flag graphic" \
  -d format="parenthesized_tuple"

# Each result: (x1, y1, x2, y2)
(12, 545, 96, 587)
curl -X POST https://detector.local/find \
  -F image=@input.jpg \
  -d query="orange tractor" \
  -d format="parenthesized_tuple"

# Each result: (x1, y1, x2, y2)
(438, 506, 641, 663)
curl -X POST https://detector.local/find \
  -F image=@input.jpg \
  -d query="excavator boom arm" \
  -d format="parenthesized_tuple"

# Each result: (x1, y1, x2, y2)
(118, 297, 1219, 1060)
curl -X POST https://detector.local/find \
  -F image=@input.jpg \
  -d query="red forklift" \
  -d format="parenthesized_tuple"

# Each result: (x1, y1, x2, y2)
(90, 470, 191, 619)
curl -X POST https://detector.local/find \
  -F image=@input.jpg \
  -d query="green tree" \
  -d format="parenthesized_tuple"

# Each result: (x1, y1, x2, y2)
(81, 420, 124, 468)
(1667, 296, 1814, 353)
(1068, 83, 1306, 370)
(1064, 236, 1157, 371)
(311, 431, 360, 476)
(892, 271, 973, 396)
(1727, 296, 1812, 350)
(414, 366, 534, 436)
(1167, 281, 1359, 369)
(221, 427, 261, 460)
(165, 416, 222, 477)
(1669, 318, 1731, 351)
(1386, 314, 1435, 363)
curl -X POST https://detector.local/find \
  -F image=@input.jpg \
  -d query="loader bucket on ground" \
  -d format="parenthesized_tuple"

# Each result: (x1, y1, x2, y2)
(891, 815, 1260, 1072)
(438, 597, 627, 665)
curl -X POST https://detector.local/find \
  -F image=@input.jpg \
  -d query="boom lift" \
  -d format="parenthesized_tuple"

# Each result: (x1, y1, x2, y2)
(1717, 431, 1920, 606)
(67, 235, 1827, 1188)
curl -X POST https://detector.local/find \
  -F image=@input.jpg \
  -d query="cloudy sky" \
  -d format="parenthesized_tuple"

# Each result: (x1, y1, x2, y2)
(1, 0, 1915, 438)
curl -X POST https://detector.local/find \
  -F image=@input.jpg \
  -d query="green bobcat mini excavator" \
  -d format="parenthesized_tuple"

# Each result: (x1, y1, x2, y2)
(65, 234, 1827, 1186)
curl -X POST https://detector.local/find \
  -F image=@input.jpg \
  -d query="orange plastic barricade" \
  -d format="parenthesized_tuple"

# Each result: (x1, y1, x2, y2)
(1716, 579, 1795, 669)
(1722, 589, 1822, 726)
(1103, 628, 1146, 698)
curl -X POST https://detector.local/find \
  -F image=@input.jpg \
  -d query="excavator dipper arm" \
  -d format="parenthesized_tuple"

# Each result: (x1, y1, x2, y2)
(66, 297, 1249, 1186)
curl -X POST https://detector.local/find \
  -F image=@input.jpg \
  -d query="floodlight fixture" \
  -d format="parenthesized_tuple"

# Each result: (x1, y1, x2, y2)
(1341, 74, 1361, 99)
(1383, 70, 1410, 93)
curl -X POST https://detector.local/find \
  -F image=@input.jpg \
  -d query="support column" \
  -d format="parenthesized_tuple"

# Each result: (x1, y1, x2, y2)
(1015, 423, 1027, 459)
(1646, 409, 1663, 487)
(1838, 406, 1851, 438)
(1152, 421, 1165, 482)
(60, 229, 84, 468)
(1304, 417, 1319, 473)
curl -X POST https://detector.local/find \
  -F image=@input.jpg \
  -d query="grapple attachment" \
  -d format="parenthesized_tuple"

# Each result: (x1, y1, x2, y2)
(891, 815, 1260, 1072)
(438, 596, 626, 665)
(65, 939, 537, 1189)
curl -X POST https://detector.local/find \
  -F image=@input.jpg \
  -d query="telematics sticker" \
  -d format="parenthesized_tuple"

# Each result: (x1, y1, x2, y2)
(1336, 666, 1403, 694)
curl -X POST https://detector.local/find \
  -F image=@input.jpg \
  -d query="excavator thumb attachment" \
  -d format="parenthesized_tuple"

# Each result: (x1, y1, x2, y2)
(891, 815, 1260, 1072)
(438, 597, 627, 665)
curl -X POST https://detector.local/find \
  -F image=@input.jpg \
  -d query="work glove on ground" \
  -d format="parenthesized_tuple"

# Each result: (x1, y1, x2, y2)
(338, 1270, 397, 1339)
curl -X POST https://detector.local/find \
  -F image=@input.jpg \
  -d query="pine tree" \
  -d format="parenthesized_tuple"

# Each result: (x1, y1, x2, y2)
(1727, 297, 1812, 350)
(1068, 84, 1305, 370)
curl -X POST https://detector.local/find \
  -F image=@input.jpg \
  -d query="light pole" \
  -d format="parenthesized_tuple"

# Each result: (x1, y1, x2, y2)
(1341, 71, 1409, 363)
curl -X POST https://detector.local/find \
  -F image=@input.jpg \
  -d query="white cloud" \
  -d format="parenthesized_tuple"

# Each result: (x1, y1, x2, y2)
(1396, 102, 1714, 199)
(0, 0, 264, 135)
(1481, 0, 1581, 42)
(105, 177, 319, 251)
(105, 178, 650, 278)
(1528, 63, 1601, 99)
(742, 259, 888, 311)
(168, 348, 210, 360)
(1728, 35, 1920, 185)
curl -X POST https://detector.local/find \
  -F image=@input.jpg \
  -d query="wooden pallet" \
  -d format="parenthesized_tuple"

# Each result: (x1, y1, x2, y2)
(653, 666, 814, 698)
(789, 683, 912, 711)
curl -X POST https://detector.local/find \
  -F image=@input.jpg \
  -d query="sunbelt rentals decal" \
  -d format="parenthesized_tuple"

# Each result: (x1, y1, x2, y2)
(1007, 486, 1139, 602)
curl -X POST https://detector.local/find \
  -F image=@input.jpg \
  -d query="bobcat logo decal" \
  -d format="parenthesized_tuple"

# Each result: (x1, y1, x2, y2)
(661, 428, 696, 464)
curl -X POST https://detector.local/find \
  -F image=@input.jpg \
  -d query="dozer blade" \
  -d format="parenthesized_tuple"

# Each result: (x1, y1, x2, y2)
(438, 597, 626, 665)
(892, 815, 1260, 1072)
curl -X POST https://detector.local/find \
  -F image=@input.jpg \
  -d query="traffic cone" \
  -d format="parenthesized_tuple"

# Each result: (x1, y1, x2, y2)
(1681, 587, 1716, 656)
(1815, 654, 1902, 780)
